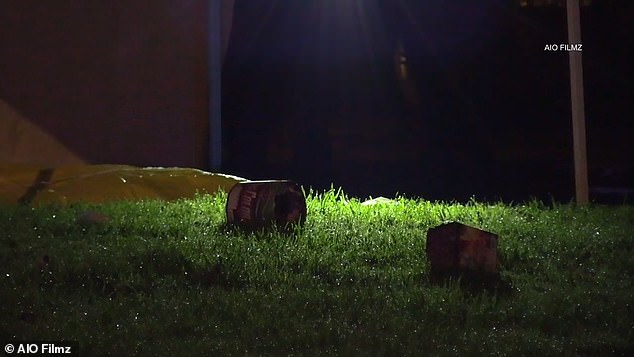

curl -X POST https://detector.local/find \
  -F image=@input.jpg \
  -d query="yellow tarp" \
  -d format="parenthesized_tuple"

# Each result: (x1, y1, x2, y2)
(0, 164, 246, 206)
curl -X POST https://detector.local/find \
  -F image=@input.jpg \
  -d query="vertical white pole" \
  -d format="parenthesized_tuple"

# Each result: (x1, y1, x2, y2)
(209, 0, 222, 170)
(566, 0, 589, 204)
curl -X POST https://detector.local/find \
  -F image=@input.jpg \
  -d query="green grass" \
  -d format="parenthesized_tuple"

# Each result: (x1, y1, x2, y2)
(1, 189, 633, 356)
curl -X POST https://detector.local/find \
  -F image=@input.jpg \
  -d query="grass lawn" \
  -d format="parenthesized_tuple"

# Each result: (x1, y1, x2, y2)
(1, 189, 633, 356)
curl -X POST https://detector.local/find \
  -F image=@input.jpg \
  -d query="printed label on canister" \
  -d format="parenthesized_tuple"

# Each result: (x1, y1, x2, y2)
(226, 180, 307, 228)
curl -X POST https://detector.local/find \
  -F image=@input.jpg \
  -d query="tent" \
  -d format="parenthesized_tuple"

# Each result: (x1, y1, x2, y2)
(0, 99, 85, 166)
(0, 98, 244, 205)
(0, 1, 235, 169)
(0, 1, 241, 205)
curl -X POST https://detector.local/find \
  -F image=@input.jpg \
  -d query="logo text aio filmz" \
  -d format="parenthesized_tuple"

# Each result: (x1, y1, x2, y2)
(544, 43, 583, 51)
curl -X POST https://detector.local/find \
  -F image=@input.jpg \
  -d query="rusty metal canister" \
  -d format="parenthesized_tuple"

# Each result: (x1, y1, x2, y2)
(426, 222, 498, 274)
(226, 180, 307, 229)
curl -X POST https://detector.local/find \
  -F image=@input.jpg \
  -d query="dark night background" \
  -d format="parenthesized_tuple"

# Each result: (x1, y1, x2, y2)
(0, 0, 631, 203)
(222, 0, 633, 203)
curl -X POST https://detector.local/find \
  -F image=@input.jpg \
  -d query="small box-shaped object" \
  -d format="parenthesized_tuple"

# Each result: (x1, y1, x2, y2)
(426, 222, 498, 274)
(226, 180, 306, 229)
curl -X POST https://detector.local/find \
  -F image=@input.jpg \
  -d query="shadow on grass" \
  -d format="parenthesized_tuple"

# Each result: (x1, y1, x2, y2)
(428, 269, 516, 297)
(47, 248, 245, 297)
(213, 221, 305, 240)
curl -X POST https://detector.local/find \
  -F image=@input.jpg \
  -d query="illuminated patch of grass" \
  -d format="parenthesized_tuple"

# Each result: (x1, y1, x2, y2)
(1, 190, 633, 355)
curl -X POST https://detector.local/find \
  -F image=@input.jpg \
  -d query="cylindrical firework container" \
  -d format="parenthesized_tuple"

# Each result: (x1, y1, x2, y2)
(226, 180, 307, 229)
(426, 222, 498, 274)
